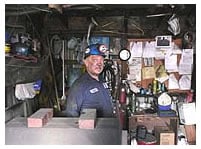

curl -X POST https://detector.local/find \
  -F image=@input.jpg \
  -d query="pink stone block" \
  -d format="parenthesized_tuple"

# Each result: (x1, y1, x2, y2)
(78, 109, 96, 129)
(27, 108, 53, 128)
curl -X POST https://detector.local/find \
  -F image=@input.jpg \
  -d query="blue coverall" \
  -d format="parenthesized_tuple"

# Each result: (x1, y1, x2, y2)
(66, 72, 114, 117)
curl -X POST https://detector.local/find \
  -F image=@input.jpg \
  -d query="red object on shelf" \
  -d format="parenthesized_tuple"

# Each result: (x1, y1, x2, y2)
(186, 90, 193, 103)
(119, 88, 126, 104)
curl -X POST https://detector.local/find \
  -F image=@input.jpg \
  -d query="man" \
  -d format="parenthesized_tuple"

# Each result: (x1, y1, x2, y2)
(66, 43, 114, 117)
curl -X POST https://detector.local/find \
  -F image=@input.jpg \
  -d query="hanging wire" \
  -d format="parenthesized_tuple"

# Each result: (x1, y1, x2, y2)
(31, 6, 52, 13)
(101, 60, 116, 97)
(23, 8, 41, 39)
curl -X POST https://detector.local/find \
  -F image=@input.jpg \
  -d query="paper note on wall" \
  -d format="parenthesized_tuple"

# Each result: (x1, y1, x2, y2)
(168, 73, 179, 89)
(178, 49, 193, 75)
(179, 75, 192, 90)
(128, 57, 142, 81)
(128, 66, 141, 81)
(178, 64, 193, 75)
(155, 50, 165, 60)
(165, 53, 178, 72)
(129, 41, 143, 57)
(178, 102, 196, 125)
(128, 57, 142, 68)
(142, 41, 156, 58)
(142, 67, 156, 79)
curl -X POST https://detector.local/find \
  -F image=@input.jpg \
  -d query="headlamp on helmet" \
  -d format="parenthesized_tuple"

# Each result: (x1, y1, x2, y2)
(84, 44, 107, 59)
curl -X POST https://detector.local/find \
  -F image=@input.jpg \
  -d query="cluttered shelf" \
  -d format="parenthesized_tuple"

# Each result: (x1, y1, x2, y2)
(128, 114, 178, 145)
(5, 55, 49, 87)
(126, 37, 194, 96)
(5, 54, 49, 67)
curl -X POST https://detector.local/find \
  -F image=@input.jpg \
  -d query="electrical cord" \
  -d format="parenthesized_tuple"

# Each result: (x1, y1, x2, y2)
(101, 60, 116, 97)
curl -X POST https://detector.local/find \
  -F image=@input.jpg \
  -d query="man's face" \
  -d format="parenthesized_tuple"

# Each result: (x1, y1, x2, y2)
(84, 55, 104, 77)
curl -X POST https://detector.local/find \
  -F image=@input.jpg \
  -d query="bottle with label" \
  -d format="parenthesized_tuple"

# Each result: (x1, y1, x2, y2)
(147, 83, 152, 95)
(152, 79, 157, 95)
(161, 83, 166, 92)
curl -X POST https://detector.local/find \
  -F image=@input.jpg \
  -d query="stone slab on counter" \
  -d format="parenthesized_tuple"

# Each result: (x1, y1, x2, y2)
(5, 117, 123, 145)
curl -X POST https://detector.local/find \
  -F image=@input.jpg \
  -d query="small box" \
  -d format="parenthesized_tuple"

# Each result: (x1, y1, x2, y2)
(154, 126, 175, 145)
(27, 108, 53, 128)
(79, 109, 96, 129)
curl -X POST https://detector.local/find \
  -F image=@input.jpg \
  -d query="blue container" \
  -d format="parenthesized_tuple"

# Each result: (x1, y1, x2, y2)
(158, 104, 171, 111)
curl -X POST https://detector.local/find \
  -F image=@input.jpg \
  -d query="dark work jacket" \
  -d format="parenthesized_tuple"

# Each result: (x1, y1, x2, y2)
(66, 72, 114, 117)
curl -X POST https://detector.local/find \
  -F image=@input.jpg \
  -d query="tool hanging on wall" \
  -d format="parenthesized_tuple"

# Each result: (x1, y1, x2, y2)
(47, 36, 61, 111)
(61, 40, 66, 101)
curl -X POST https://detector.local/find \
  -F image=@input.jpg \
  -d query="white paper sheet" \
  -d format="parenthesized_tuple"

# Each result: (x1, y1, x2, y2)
(142, 41, 156, 58)
(172, 42, 182, 54)
(130, 41, 143, 57)
(178, 64, 193, 75)
(168, 73, 179, 89)
(128, 67, 141, 81)
(155, 49, 165, 59)
(128, 57, 142, 81)
(181, 49, 193, 64)
(178, 102, 196, 125)
(179, 75, 192, 90)
(165, 53, 178, 72)
(128, 57, 142, 68)
(178, 49, 193, 74)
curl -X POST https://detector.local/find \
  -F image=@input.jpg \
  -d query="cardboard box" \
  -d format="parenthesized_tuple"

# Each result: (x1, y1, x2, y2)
(154, 126, 175, 145)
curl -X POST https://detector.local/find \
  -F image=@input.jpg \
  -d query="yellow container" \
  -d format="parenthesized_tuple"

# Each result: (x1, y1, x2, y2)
(5, 44, 11, 53)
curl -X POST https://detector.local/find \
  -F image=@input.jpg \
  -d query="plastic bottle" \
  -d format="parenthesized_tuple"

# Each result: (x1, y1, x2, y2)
(152, 79, 157, 94)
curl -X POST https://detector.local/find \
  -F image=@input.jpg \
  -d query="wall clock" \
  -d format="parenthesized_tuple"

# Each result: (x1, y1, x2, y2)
(119, 48, 131, 61)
